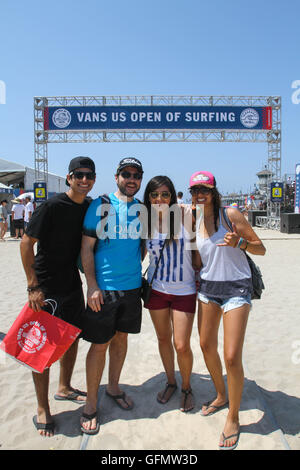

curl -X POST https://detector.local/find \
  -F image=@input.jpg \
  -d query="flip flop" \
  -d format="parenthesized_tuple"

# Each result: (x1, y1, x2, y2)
(200, 399, 229, 416)
(180, 388, 194, 413)
(54, 390, 87, 404)
(157, 382, 177, 404)
(219, 429, 240, 450)
(80, 411, 100, 435)
(105, 390, 134, 410)
(73, 388, 87, 397)
(32, 415, 55, 435)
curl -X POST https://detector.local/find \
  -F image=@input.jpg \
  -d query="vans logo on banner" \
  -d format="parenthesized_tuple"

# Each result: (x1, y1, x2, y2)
(17, 321, 47, 354)
(52, 108, 72, 128)
(240, 108, 260, 128)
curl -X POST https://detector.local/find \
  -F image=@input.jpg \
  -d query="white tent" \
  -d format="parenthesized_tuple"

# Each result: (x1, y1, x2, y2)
(0, 182, 14, 195)
(0, 157, 67, 194)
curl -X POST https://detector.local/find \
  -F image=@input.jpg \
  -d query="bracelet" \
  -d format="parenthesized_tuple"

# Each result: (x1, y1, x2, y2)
(237, 237, 244, 248)
(237, 237, 248, 250)
(241, 239, 249, 251)
(27, 285, 40, 292)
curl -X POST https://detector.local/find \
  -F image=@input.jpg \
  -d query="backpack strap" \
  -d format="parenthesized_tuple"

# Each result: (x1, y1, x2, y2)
(222, 207, 233, 232)
(99, 193, 110, 204)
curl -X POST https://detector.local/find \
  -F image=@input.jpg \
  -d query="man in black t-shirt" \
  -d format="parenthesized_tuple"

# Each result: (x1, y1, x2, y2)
(20, 156, 96, 437)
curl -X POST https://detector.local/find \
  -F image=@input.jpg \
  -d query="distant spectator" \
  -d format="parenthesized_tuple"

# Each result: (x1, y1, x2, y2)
(11, 198, 25, 239)
(177, 191, 184, 204)
(24, 196, 34, 229)
(0, 199, 8, 241)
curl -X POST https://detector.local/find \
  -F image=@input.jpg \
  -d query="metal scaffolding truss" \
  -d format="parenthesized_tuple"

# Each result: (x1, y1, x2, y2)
(34, 94, 282, 229)
(42, 130, 274, 144)
(37, 94, 277, 107)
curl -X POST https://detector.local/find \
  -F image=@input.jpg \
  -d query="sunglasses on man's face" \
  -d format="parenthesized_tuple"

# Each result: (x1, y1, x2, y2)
(189, 186, 212, 195)
(120, 171, 143, 180)
(150, 191, 171, 200)
(72, 171, 96, 180)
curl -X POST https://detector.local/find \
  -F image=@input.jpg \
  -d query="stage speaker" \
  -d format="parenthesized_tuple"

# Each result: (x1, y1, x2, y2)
(248, 210, 267, 227)
(280, 213, 300, 234)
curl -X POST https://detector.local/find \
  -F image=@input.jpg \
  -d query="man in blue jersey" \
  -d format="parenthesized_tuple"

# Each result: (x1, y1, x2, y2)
(80, 157, 144, 435)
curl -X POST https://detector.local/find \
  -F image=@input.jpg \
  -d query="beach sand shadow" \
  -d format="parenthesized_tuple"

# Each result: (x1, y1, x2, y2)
(53, 372, 300, 440)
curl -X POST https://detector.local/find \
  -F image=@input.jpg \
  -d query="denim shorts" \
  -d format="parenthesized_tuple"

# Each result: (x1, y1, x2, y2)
(197, 292, 252, 313)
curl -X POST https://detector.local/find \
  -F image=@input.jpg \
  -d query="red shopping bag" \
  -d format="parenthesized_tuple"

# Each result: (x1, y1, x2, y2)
(0, 300, 81, 373)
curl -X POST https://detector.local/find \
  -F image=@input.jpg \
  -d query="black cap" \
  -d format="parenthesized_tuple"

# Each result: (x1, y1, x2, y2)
(116, 157, 143, 175)
(66, 156, 96, 186)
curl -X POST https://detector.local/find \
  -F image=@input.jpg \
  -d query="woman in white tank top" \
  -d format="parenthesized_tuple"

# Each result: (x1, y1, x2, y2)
(143, 176, 197, 413)
(190, 170, 266, 450)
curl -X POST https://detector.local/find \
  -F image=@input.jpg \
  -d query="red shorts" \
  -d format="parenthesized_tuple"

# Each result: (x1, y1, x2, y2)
(145, 289, 196, 314)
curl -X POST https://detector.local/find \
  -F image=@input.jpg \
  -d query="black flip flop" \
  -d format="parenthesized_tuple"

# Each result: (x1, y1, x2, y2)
(80, 411, 100, 435)
(54, 390, 86, 404)
(219, 429, 240, 450)
(200, 399, 229, 416)
(105, 390, 134, 410)
(32, 415, 55, 435)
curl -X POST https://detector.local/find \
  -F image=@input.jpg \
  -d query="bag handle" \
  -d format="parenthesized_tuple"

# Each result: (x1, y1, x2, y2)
(143, 238, 167, 284)
(44, 299, 58, 316)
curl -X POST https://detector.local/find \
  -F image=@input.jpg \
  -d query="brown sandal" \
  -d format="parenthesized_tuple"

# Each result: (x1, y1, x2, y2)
(157, 382, 177, 404)
(180, 388, 194, 413)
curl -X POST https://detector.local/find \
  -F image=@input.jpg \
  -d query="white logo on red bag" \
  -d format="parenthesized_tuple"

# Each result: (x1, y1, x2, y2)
(17, 321, 47, 354)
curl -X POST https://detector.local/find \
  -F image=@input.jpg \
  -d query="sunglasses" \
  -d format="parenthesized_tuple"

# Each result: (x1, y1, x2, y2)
(120, 171, 142, 180)
(71, 171, 96, 180)
(150, 191, 171, 200)
(189, 186, 212, 195)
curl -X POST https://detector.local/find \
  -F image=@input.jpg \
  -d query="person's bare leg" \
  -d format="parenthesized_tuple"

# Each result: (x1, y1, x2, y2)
(0, 222, 4, 240)
(172, 309, 195, 411)
(56, 339, 86, 402)
(32, 369, 53, 437)
(105, 331, 133, 409)
(198, 301, 227, 415)
(220, 304, 250, 448)
(81, 341, 110, 432)
(150, 308, 177, 403)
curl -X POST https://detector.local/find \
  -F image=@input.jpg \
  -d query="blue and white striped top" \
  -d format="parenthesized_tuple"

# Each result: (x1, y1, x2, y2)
(146, 224, 196, 296)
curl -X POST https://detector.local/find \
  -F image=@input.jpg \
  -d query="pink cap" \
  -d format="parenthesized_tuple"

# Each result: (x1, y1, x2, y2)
(189, 171, 215, 188)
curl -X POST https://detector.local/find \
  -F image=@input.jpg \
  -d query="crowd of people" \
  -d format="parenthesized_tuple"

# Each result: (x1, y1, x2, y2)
(10, 156, 266, 450)
(0, 195, 35, 240)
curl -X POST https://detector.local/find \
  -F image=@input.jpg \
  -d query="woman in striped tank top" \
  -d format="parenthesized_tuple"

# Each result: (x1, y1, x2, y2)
(143, 176, 198, 413)
(191, 171, 266, 450)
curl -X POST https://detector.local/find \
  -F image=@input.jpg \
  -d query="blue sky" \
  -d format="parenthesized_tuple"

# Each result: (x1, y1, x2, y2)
(0, 0, 299, 200)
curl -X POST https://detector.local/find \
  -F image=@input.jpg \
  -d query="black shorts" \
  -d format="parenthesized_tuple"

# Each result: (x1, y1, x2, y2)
(82, 288, 142, 344)
(42, 287, 85, 335)
(14, 219, 24, 229)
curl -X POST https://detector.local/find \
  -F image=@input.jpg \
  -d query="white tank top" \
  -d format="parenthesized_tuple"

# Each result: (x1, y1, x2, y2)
(196, 210, 252, 298)
(146, 224, 196, 296)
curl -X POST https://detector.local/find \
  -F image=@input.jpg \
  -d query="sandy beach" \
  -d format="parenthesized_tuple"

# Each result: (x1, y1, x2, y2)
(0, 228, 300, 451)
